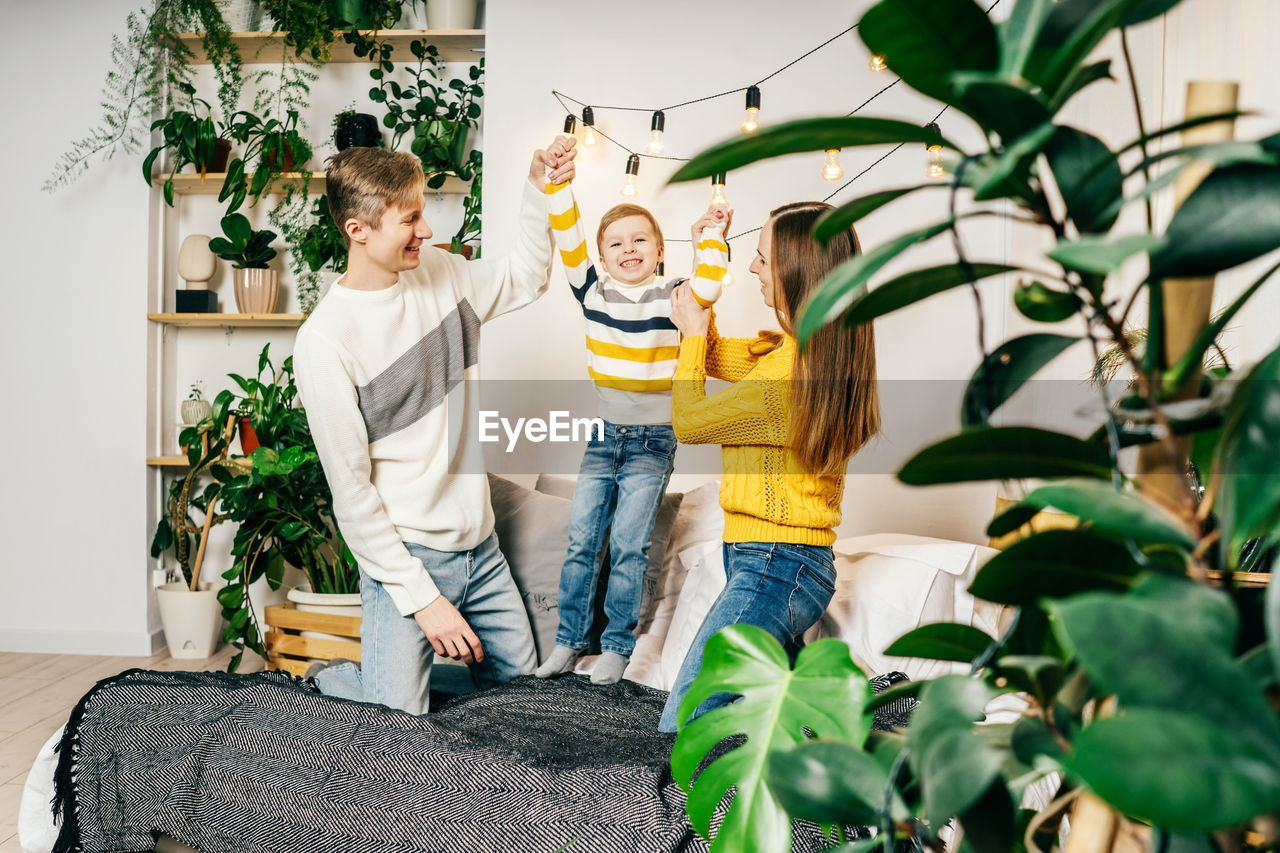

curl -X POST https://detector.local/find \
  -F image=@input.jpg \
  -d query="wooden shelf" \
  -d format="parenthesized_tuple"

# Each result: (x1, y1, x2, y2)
(148, 456, 192, 468)
(150, 312, 305, 327)
(179, 30, 484, 64)
(162, 171, 467, 195)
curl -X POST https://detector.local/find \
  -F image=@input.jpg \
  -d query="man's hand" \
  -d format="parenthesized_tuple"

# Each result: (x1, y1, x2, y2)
(414, 596, 484, 664)
(670, 282, 711, 338)
(690, 205, 732, 244)
(530, 134, 577, 184)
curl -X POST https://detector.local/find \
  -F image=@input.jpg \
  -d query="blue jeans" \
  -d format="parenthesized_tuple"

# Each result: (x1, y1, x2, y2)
(313, 532, 536, 715)
(555, 421, 677, 657)
(658, 541, 836, 732)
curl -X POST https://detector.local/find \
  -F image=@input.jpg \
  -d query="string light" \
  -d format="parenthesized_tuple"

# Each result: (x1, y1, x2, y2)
(821, 149, 844, 182)
(645, 110, 665, 155)
(582, 106, 598, 147)
(741, 85, 761, 133)
(620, 153, 640, 197)
(723, 243, 734, 287)
(563, 114, 577, 135)
(868, 54, 888, 72)
(925, 122, 945, 179)
(710, 172, 728, 207)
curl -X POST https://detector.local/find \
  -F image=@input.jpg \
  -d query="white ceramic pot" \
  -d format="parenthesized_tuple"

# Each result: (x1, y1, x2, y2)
(156, 582, 223, 659)
(397, 1, 428, 28)
(287, 588, 362, 642)
(426, 0, 477, 29)
(233, 267, 279, 313)
(181, 399, 213, 425)
(215, 0, 263, 31)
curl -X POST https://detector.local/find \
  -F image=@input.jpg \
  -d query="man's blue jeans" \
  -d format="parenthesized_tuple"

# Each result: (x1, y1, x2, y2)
(313, 532, 536, 715)
(555, 421, 677, 657)
(658, 541, 837, 732)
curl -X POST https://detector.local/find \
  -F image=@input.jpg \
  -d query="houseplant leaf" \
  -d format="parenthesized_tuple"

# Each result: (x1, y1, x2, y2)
(961, 333, 1078, 426)
(766, 740, 908, 827)
(1013, 280, 1081, 323)
(1149, 164, 1280, 278)
(671, 626, 872, 851)
(968, 529, 1142, 606)
(1049, 60, 1113, 111)
(907, 676, 1004, 829)
(858, 0, 999, 105)
(1045, 126, 1123, 233)
(1213, 342, 1280, 565)
(843, 263, 1018, 328)
(997, 0, 1053, 77)
(1126, 573, 1237, 654)
(899, 426, 1113, 485)
(1048, 233, 1165, 274)
(1017, 478, 1196, 549)
(1027, 0, 1149, 102)
(884, 622, 995, 663)
(812, 184, 939, 244)
(946, 72, 1052, 141)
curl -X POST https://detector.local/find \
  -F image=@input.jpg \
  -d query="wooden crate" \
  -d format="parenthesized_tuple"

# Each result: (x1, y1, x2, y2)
(264, 602, 362, 678)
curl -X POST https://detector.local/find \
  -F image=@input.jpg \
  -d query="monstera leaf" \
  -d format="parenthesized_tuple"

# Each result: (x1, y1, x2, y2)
(670, 626, 873, 853)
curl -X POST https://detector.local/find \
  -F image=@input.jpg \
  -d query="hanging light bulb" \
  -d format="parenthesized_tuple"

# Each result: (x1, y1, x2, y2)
(620, 153, 640, 197)
(645, 110, 666, 155)
(563, 114, 577, 135)
(582, 106, 598, 147)
(741, 85, 761, 133)
(710, 172, 728, 207)
(925, 122, 945, 179)
(821, 149, 844, 182)
(868, 53, 888, 72)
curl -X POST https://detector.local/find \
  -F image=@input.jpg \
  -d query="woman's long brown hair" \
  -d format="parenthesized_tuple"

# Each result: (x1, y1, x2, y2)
(765, 201, 880, 477)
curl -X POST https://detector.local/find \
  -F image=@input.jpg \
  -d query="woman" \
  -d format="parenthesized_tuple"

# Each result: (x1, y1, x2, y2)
(658, 201, 880, 733)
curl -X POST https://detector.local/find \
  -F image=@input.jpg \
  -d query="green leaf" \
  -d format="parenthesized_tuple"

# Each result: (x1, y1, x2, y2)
(997, 0, 1053, 77)
(844, 263, 1017, 329)
(1028, 0, 1146, 101)
(1045, 126, 1123, 233)
(795, 220, 956, 345)
(1017, 478, 1196, 549)
(811, 184, 939, 245)
(985, 502, 1042, 539)
(1048, 233, 1165, 274)
(766, 741, 908, 827)
(669, 117, 960, 183)
(957, 779, 1018, 853)
(970, 122, 1057, 201)
(994, 655, 1065, 707)
(1127, 574, 1238, 654)
(946, 73, 1052, 141)
(962, 333, 1078, 426)
(898, 426, 1113, 486)
(908, 676, 1003, 829)
(1150, 164, 1280, 278)
(968, 529, 1142, 606)
(1066, 710, 1280, 831)
(1048, 60, 1114, 112)
(884, 622, 996, 663)
(1120, 0, 1182, 25)
(1011, 714, 1066, 766)
(1013, 280, 1081, 323)
(858, 0, 999, 105)
(1270, 577, 1280, 689)
(671, 626, 872, 851)
(1213, 344, 1280, 565)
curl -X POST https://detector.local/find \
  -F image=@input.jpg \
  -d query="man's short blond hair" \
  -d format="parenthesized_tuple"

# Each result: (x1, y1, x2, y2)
(595, 203, 664, 254)
(326, 148, 425, 247)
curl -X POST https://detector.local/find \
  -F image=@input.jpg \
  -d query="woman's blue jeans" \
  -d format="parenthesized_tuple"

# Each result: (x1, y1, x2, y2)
(659, 541, 836, 732)
(555, 421, 677, 657)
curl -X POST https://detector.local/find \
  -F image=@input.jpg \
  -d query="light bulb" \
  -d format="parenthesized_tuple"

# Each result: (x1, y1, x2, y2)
(583, 126, 598, 147)
(869, 53, 888, 72)
(821, 149, 844, 182)
(710, 172, 728, 207)
(722, 270, 734, 287)
(741, 85, 761, 133)
(620, 153, 640, 197)
(927, 145, 945, 179)
(645, 110, 665, 155)
(582, 106, 598, 147)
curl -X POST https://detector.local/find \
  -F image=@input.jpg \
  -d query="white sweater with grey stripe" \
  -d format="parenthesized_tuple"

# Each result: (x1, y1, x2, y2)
(293, 179, 553, 616)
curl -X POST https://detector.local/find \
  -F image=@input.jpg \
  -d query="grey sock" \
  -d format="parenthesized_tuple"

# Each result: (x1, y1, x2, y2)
(534, 645, 580, 678)
(591, 651, 629, 685)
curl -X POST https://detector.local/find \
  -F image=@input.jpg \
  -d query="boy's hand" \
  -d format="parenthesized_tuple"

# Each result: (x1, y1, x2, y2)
(690, 206, 732, 243)
(415, 596, 484, 665)
(531, 135, 577, 184)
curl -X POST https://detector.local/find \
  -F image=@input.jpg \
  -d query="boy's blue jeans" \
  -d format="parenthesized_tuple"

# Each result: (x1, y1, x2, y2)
(555, 421, 677, 657)
(658, 541, 837, 732)
(313, 532, 536, 715)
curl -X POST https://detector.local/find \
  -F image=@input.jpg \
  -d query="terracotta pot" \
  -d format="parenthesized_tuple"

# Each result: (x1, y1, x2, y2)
(433, 242, 474, 259)
(233, 267, 279, 313)
(238, 417, 260, 455)
(266, 143, 300, 174)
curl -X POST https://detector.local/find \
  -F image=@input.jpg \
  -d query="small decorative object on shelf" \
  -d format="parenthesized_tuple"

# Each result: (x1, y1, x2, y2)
(180, 380, 213, 426)
(209, 213, 280, 313)
(427, 0, 477, 29)
(176, 233, 219, 312)
(333, 107, 382, 151)
(396, 0, 427, 29)
(214, 0, 264, 31)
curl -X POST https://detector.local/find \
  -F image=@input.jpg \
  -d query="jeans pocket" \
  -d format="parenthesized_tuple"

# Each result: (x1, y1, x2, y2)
(643, 435, 676, 457)
(787, 567, 835, 636)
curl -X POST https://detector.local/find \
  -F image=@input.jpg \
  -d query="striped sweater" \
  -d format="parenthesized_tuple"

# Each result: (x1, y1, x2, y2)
(545, 180, 728, 424)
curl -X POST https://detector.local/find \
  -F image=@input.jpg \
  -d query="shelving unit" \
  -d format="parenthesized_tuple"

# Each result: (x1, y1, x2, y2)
(178, 29, 484, 64)
(149, 313, 305, 327)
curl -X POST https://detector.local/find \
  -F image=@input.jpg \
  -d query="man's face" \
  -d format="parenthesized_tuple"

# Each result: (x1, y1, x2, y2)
(599, 214, 663, 284)
(362, 197, 433, 273)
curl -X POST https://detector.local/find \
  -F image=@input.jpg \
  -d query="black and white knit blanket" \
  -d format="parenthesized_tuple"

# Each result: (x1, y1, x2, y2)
(51, 669, 916, 853)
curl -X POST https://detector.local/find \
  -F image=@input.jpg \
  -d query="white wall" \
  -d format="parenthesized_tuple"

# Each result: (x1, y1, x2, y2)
(3, 0, 1277, 654)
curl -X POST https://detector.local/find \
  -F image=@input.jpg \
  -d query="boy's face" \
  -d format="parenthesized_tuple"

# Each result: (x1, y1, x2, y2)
(358, 197, 433, 273)
(599, 214, 663, 284)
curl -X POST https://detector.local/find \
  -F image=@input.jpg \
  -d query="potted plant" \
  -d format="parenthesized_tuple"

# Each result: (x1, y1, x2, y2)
(327, 0, 400, 29)
(142, 83, 233, 206)
(662, 0, 1280, 850)
(333, 104, 383, 151)
(436, 149, 481, 258)
(220, 108, 315, 212)
(181, 380, 213, 426)
(209, 213, 279, 314)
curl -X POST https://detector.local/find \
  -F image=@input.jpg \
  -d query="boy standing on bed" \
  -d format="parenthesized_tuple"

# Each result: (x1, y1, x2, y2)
(534, 136, 729, 684)
(293, 141, 572, 714)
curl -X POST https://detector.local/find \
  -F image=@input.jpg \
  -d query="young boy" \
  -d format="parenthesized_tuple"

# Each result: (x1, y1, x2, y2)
(535, 136, 729, 684)
(294, 140, 573, 714)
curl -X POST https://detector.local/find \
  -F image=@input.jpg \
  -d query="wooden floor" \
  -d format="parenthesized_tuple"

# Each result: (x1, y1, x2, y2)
(0, 646, 264, 852)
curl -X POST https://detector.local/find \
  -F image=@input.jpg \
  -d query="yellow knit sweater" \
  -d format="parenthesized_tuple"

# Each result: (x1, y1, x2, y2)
(672, 315, 844, 546)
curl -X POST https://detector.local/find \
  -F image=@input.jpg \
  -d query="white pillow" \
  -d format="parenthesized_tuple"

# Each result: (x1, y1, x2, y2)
(657, 540, 726, 690)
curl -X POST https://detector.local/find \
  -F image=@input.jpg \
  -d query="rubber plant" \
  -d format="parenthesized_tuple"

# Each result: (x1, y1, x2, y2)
(666, 0, 1280, 850)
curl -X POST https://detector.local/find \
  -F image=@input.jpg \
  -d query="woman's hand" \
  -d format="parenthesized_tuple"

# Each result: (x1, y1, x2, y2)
(530, 134, 577, 183)
(670, 283, 711, 338)
(689, 205, 733, 244)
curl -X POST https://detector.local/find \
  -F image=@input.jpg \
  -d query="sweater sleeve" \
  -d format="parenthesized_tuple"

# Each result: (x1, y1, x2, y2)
(544, 178, 599, 303)
(292, 329, 441, 616)
(703, 312, 764, 382)
(688, 221, 727, 307)
(671, 335, 790, 447)
(455, 177, 555, 323)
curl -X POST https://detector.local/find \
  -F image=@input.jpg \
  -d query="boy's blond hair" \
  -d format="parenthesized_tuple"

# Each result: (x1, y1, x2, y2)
(326, 148, 426, 247)
(595, 204, 664, 254)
